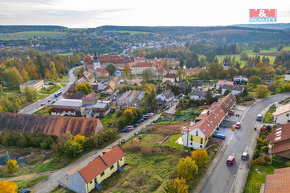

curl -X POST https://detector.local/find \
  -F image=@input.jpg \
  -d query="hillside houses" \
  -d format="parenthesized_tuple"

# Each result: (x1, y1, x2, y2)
(0, 112, 104, 136)
(273, 103, 290, 125)
(181, 94, 236, 149)
(117, 90, 144, 108)
(221, 84, 244, 95)
(156, 90, 175, 102)
(163, 73, 179, 83)
(59, 145, 125, 193)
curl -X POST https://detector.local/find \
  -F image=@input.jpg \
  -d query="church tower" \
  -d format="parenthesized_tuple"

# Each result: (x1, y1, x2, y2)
(93, 53, 101, 70)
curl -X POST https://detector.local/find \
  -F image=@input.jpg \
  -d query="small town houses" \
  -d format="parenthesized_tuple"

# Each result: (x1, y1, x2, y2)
(273, 103, 290, 125)
(59, 145, 125, 193)
(181, 94, 236, 149)
(156, 89, 176, 102)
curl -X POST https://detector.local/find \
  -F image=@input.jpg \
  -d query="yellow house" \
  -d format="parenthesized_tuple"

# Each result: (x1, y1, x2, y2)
(20, 80, 44, 93)
(65, 145, 125, 193)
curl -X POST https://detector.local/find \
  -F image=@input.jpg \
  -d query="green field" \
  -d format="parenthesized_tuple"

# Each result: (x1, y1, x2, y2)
(244, 165, 275, 193)
(243, 46, 290, 55)
(105, 30, 153, 35)
(263, 105, 277, 123)
(14, 175, 48, 190)
(0, 31, 67, 40)
(34, 106, 52, 116)
(39, 84, 61, 94)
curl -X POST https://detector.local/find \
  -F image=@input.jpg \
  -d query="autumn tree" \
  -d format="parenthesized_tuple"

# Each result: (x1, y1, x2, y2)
(76, 82, 92, 95)
(124, 65, 130, 76)
(249, 76, 263, 87)
(255, 85, 269, 99)
(3, 67, 23, 88)
(74, 135, 86, 146)
(191, 148, 208, 168)
(281, 83, 290, 92)
(0, 84, 3, 97)
(142, 69, 152, 82)
(49, 61, 57, 79)
(141, 84, 157, 113)
(6, 159, 19, 174)
(0, 180, 18, 193)
(207, 62, 223, 79)
(163, 177, 189, 193)
(64, 139, 84, 158)
(24, 86, 38, 102)
(177, 156, 198, 183)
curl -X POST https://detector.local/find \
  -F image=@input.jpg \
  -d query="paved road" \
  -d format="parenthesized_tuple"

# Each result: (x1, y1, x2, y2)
(201, 93, 290, 193)
(19, 66, 81, 114)
(32, 104, 176, 193)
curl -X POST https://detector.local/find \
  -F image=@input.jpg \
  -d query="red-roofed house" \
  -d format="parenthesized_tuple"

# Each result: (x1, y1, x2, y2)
(87, 65, 109, 78)
(163, 73, 179, 83)
(60, 145, 125, 193)
(182, 94, 236, 149)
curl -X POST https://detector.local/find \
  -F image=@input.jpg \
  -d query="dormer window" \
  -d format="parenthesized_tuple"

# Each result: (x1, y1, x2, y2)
(196, 131, 198, 136)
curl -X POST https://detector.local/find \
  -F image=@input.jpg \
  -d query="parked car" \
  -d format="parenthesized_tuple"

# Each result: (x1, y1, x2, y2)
(235, 122, 241, 129)
(120, 139, 126, 144)
(221, 123, 227, 127)
(164, 106, 169, 110)
(40, 103, 45, 106)
(21, 189, 31, 193)
(142, 115, 149, 120)
(121, 128, 129, 132)
(134, 119, 142, 124)
(227, 155, 235, 166)
(133, 124, 138, 127)
(146, 113, 154, 118)
(256, 114, 263, 121)
(241, 152, 249, 160)
(212, 133, 226, 140)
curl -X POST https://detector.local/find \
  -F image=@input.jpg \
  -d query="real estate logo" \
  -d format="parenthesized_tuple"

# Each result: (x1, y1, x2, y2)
(249, 9, 277, 22)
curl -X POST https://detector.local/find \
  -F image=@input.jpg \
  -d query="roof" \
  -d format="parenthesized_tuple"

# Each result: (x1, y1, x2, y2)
(77, 145, 125, 183)
(98, 55, 131, 64)
(163, 90, 174, 99)
(269, 123, 290, 144)
(131, 62, 153, 68)
(192, 90, 206, 97)
(95, 68, 109, 74)
(164, 73, 177, 79)
(53, 99, 82, 107)
(79, 71, 95, 84)
(216, 80, 234, 86)
(21, 80, 43, 86)
(184, 68, 204, 75)
(264, 167, 290, 193)
(87, 101, 111, 109)
(273, 103, 290, 116)
(63, 92, 86, 99)
(0, 112, 104, 136)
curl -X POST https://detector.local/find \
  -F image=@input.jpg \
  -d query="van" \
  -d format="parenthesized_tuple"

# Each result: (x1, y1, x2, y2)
(257, 114, 263, 121)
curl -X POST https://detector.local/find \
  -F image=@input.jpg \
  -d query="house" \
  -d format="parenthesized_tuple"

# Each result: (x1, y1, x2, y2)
(156, 90, 175, 102)
(163, 73, 179, 83)
(63, 92, 86, 100)
(181, 94, 236, 149)
(0, 112, 104, 136)
(285, 70, 290, 82)
(190, 90, 206, 100)
(104, 77, 118, 95)
(88, 65, 109, 78)
(51, 99, 83, 116)
(117, 90, 144, 108)
(86, 101, 112, 117)
(130, 62, 154, 75)
(215, 80, 234, 90)
(233, 76, 248, 85)
(98, 54, 131, 66)
(20, 80, 44, 93)
(191, 83, 204, 90)
(261, 167, 290, 193)
(79, 71, 95, 84)
(268, 123, 290, 159)
(60, 145, 125, 193)
(221, 84, 244, 95)
(273, 103, 290, 125)
(184, 68, 204, 76)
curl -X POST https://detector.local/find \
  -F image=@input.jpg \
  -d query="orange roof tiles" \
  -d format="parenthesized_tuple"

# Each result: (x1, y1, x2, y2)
(264, 167, 290, 193)
(102, 145, 125, 167)
(269, 123, 290, 144)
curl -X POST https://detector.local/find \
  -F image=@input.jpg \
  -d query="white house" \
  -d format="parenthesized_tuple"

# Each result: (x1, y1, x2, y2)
(156, 90, 175, 102)
(221, 84, 244, 95)
(163, 73, 179, 83)
(190, 90, 206, 100)
(273, 103, 290, 125)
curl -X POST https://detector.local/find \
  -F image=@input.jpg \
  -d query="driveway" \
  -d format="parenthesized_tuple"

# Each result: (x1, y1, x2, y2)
(32, 104, 176, 193)
(200, 93, 290, 193)
(19, 66, 82, 114)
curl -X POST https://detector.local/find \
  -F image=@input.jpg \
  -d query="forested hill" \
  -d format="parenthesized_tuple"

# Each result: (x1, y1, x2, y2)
(0, 25, 67, 33)
(234, 23, 290, 31)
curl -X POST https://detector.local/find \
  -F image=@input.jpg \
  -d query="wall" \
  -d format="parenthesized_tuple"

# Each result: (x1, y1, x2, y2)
(68, 172, 87, 193)
(275, 112, 290, 125)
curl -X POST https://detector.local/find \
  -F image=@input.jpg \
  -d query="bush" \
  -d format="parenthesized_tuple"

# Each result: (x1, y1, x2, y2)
(261, 146, 269, 153)
(266, 125, 272, 132)
(123, 143, 141, 152)
(249, 156, 267, 167)
(253, 150, 260, 159)
(285, 161, 290, 167)
(271, 155, 285, 168)
(140, 146, 153, 156)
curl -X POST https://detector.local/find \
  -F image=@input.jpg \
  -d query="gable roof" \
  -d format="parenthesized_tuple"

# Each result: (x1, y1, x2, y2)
(163, 90, 174, 99)
(264, 167, 290, 193)
(273, 103, 290, 116)
(76, 145, 125, 183)
(216, 80, 234, 86)
(95, 68, 109, 74)
(268, 123, 290, 144)
(164, 73, 177, 79)
(192, 90, 206, 97)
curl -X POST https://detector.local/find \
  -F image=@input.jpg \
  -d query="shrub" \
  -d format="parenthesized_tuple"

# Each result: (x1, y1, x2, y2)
(123, 143, 141, 152)
(285, 161, 290, 167)
(261, 146, 269, 153)
(271, 155, 285, 168)
(266, 125, 272, 132)
(253, 150, 260, 159)
(6, 159, 19, 174)
(249, 156, 267, 167)
(140, 146, 153, 156)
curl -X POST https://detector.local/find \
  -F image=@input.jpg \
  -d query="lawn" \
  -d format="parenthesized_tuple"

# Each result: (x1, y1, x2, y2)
(61, 84, 67, 88)
(3, 31, 67, 40)
(263, 105, 276, 123)
(99, 112, 115, 128)
(38, 94, 48, 100)
(14, 175, 48, 190)
(243, 165, 275, 193)
(3, 87, 21, 94)
(34, 106, 52, 115)
(104, 30, 153, 35)
(39, 84, 61, 94)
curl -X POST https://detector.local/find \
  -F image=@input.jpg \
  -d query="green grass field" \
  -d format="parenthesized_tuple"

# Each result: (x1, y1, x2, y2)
(14, 175, 48, 190)
(104, 30, 153, 35)
(244, 165, 275, 193)
(39, 84, 61, 94)
(263, 105, 277, 123)
(0, 31, 67, 40)
(34, 106, 52, 116)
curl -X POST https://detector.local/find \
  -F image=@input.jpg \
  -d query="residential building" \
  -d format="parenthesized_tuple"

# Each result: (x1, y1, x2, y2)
(98, 54, 131, 66)
(156, 90, 175, 102)
(117, 90, 144, 108)
(233, 76, 248, 85)
(221, 84, 244, 95)
(268, 123, 290, 159)
(77, 71, 95, 85)
(0, 112, 104, 136)
(184, 68, 204, 76)
(86, 101, 112, 118)
(88, 65, 109, 78)
(181, 94, 236, 149)
(20, 80, 44, 93)
(215, 80, 234, 90)
(261, 167, 290, 193)
(191, 83, 204, 90)
(163, 73, 179, 83)
(285, 70, 290, 82)
(104, 77, 118, 94)
(60, 145, 125, 193)
(273, 103, 290, 125)
(51, 99, 83, 116)
(190, 90, 206, 100)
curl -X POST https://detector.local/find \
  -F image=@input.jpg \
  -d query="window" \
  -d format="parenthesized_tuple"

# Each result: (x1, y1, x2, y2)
(200, 145, 203, 148)
(200, 138, 203, 144)
(196, 131, 198, 136)
(190, 135, 193, 141)
(100, 172, 105, 177)
(287, 114, 289, 117)
(110, 165, 114, 170)
(120, 158, 122, 161)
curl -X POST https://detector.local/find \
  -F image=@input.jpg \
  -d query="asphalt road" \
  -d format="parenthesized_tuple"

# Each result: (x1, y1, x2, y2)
(201, 93, 290, 193)
(19, 66, 81, 114)
(32, 103, 176, 193)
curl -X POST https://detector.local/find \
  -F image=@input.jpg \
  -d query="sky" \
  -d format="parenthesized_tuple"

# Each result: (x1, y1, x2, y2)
(0, 0, 289, 28)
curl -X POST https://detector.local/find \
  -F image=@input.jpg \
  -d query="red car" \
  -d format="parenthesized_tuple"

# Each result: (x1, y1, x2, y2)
(40, 103, 45, 106)
(227, 155, 235, 166)
(235, 122, 241, 129)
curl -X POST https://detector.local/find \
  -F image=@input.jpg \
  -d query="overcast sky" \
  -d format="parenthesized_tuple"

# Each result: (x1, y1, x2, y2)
(0, 0, 289, 28)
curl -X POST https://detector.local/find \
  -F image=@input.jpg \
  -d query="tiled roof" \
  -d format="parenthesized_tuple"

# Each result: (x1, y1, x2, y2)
(264, 167, 290, 193)
(273, 103, 290, 116)
(269, 123, 290, 144)
(131, 62, 153, 68)
(192, 90, 206, 97)
(164, 73, 177, 79)
(216, 80, 234, 86)
(98, 55, 131, 64)
(77, 145, 125, 183)
(271, 140, 290, 154)
(95, 68, 109, 74)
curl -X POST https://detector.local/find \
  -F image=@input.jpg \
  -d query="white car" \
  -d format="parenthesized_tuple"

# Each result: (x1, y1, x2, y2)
(241, 152, 249, 160)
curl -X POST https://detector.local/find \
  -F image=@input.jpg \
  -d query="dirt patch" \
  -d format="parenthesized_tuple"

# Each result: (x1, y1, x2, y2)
(0, 171, 53, 182)
(150, 122, 190, 135)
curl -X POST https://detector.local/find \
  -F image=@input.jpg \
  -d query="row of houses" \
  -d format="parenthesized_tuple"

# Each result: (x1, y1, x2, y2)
(273, 103, 290, 125)
(59, 145, 125, 193)
(182, 94, 236, 149)
(215, 80, 244, 95)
